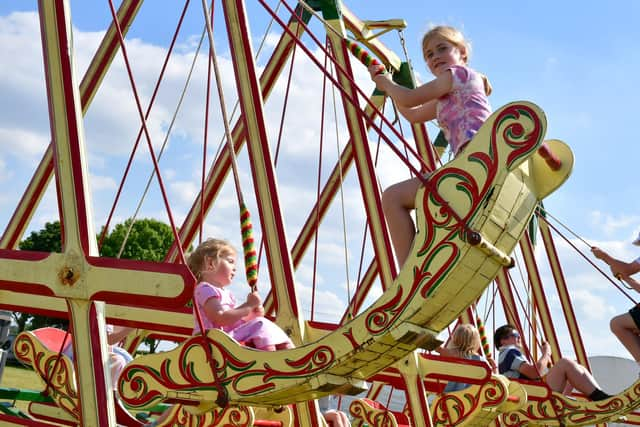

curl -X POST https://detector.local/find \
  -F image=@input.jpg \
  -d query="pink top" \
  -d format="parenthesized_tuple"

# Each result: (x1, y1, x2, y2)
(436, 65, 492, 155)
(192, 281, 293, 350)
(193, 282, 243, 334)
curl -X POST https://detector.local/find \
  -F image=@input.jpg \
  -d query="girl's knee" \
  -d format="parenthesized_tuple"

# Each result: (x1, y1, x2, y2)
(610, 316, 621, 333)
(610, 313, 634, 334)
(381, 187, 396, 210)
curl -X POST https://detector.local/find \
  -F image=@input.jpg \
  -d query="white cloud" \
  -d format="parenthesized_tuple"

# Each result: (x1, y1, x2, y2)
(170, 180, 199, 205)
(89, 174, 117, 191)
(589, 211, 640, 240)
(0, 128, 49, 161)
(570, 289, 616, 320)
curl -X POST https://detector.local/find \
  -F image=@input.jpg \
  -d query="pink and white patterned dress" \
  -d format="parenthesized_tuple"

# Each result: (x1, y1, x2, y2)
(436, 64, 492, 155)
(193, 282, 292, 350)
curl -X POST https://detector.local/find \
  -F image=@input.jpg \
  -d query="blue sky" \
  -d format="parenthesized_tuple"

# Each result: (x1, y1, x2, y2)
(1, 1, 639, 366)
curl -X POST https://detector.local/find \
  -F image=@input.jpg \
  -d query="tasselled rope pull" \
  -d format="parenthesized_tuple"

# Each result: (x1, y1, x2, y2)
(474, 309, 495, 367)
(344, 39, 386, 75)
(200, 0, 258, 293)
(240, 202, 258, 292)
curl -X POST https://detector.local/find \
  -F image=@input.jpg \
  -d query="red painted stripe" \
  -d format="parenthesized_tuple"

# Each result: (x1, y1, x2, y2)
(80, 1, 140, 107)
(87, 303, 109, 424)
(0, 150, 54, 249)
(224, 0, 298, 312)
(48, 1, 91, 254)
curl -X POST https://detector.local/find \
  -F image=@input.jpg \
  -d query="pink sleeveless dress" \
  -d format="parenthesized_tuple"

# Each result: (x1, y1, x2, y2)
(193, 282, 292, 350)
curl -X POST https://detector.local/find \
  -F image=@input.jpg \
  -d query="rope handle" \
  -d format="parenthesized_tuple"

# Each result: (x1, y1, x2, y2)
(240, 202, 258, 292)
(344, 39, 386, 75)
(474, 311, 496, 368)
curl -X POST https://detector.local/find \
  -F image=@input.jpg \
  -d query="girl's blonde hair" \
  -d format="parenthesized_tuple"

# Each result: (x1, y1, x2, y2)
(422, 25, 470, 63)
(447, 324, 482, 358)
(422, 25, 492, 96)
(187, 238, 236, 280)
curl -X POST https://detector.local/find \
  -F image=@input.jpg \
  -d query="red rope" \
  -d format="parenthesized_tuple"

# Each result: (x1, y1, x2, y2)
(310, 39, 330, 321)
(107, 0, 190, 265)
(98, 0, 191, 255)
(259, 0, 427, 178)
(259, 0, 470, 231)
(539, 214, 637, 304)
(201, 3, 213, 246)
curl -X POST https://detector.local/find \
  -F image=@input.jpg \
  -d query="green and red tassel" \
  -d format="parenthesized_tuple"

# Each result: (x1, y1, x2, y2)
(476, 313, 493, 362)
(344, 39, 385, 74)
(240, 202, 258, 291)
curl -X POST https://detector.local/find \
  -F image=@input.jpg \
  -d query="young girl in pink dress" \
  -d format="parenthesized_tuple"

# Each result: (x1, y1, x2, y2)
(368, 25, 492, 267)
(188, 238, 293, 351)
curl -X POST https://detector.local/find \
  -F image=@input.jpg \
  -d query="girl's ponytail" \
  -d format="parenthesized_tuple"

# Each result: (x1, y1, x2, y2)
(481, 73, 492, 96)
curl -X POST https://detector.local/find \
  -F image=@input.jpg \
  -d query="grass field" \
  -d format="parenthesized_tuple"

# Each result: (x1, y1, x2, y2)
(0, 364, 41, 413)
(0, 364, 157, 422)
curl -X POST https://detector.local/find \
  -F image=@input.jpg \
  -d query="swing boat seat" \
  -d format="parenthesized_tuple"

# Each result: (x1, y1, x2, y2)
(349, 398, 411, 427)
(12, 327, 293, 427)
(12, 327, 149, 426)
(501, 376, 640, 426)
(118, 101, 574, 411)
(421, 354, 527, 427)
(12, 327, 82, 424)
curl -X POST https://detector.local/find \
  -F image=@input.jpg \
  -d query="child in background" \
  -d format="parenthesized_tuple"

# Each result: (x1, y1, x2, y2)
(188, 238, 293, 351)
(368, 25, 492, 267)
(435, 324, 497, 392)
(495, 324, 611, 401)
(62, 324, 134, 392)
(318, 395, 351, 427)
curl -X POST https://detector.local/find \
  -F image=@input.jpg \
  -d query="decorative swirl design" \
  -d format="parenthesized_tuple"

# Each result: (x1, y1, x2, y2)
(349, 399, 398, 427)
(160, 405, 252, 427)
(498, 105, 544, 170)
(431, 378, 509, 426)
(504, 379, 640, 426)
(14, 333, 80, 420)
(263, 345, 335, 381)
(367, 102, 546, 331)
(120, 333, 336, 408)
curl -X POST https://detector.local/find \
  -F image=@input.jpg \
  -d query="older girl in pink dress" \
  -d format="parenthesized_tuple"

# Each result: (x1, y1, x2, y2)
(188, 238, 293, 351)
(368, 25, 492, 268)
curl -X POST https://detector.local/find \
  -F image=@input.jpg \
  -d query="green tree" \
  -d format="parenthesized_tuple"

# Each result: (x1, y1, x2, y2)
(99, 218, 175, 262)
(98, 218, 175, 354)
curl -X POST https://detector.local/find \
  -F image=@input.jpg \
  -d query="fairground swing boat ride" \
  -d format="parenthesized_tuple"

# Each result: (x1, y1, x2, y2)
(2, 1, 639, 426)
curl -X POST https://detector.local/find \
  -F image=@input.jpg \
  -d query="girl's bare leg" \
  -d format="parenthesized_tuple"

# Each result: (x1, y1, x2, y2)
(546, 358, 599, 395)
(381, 177, 422, 267)
(611, 313, 640, 362)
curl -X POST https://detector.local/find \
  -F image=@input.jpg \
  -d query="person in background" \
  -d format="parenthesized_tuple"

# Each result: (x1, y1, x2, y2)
(592, 232, 640, 366)
(495, 324, 611, 400)
(435, 324, 497, 392)
(318, 395, 351, 427)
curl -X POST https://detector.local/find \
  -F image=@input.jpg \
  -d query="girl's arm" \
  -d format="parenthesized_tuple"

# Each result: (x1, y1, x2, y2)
(203, 296, 254, 327)
(434, 345, 458, 358)
(396, 100, 437, 123)
(619, 272, 640, 293)
(107, 326, 134, 345)
(369, 65, 452, 108)
(518, 342, 551, 379)
(592, 247, 640, 277)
